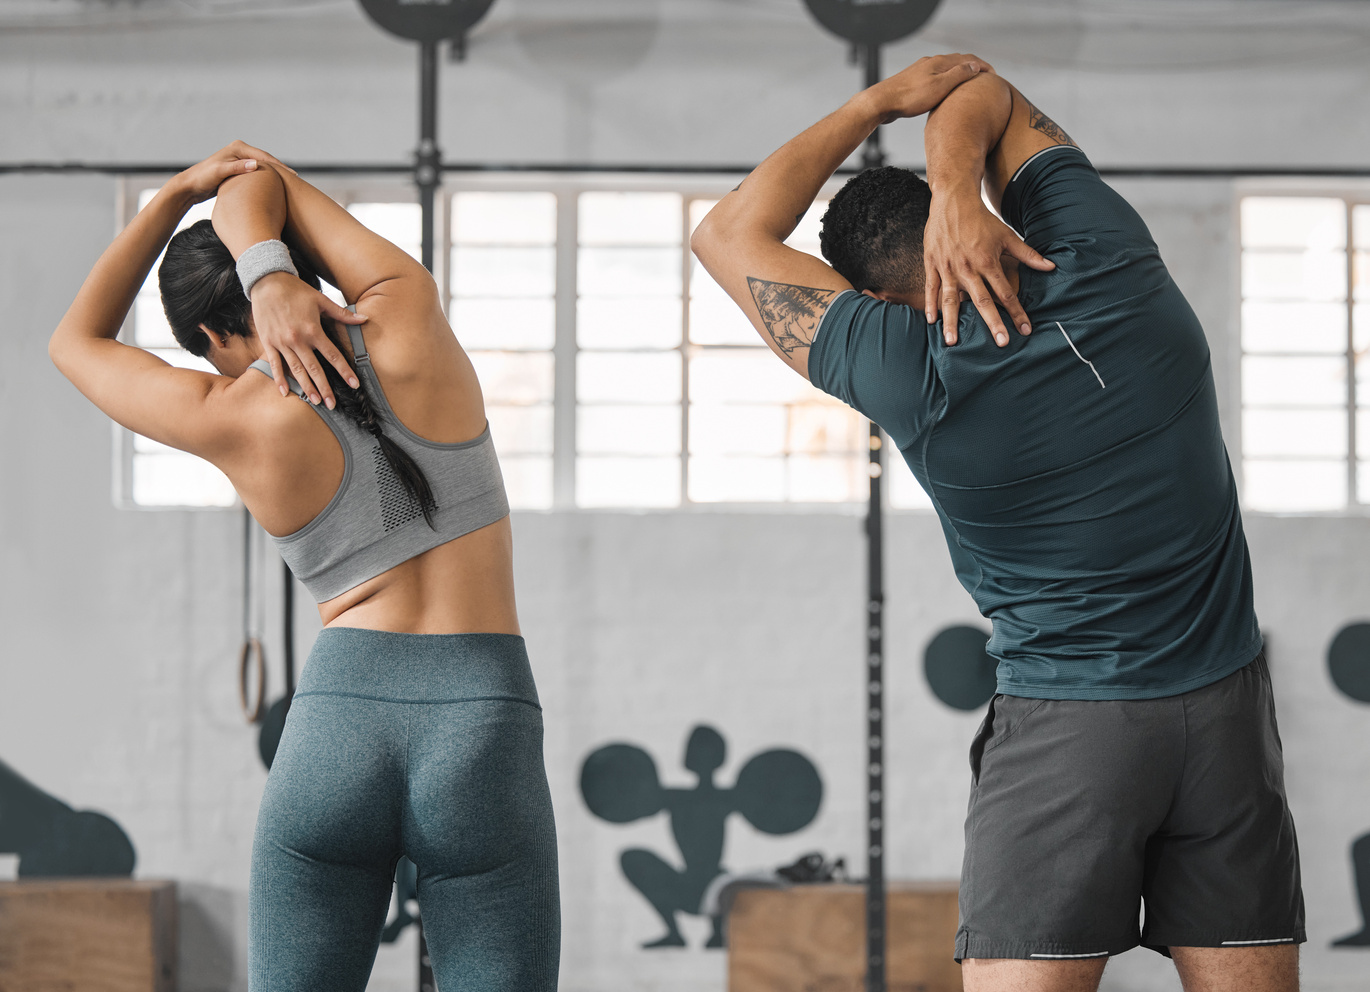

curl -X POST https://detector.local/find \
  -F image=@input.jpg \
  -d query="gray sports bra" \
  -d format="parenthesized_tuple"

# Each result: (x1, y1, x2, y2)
(249, 323, 509, 603)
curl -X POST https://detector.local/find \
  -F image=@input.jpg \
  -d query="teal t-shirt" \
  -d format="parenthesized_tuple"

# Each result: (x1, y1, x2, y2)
(808, 146, 1261, 700)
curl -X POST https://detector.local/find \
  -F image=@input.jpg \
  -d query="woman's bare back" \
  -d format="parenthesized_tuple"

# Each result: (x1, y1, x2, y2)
(224, 286, 519, 636)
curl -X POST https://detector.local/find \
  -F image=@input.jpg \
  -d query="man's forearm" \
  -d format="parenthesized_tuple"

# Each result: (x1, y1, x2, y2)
(703, 91, 886, 243)
(924, 73, 1013, 201)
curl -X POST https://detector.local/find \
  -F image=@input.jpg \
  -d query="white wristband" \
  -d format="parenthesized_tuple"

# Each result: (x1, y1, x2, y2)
(236, 239, 299, 299)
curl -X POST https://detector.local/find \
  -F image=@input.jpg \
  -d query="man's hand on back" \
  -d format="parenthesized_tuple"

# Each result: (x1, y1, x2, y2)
(923, 189, 1055, 347)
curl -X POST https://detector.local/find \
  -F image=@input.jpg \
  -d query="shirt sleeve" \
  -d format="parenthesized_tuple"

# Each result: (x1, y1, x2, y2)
(1000, 145, 1156, 256)
(806, 290, 941, 448)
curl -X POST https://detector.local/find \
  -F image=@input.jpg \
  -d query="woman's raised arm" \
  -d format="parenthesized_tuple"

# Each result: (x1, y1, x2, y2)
(211, 142, 443, 406)
(211, 158, 361, 407)
(49, 147, 263, 457)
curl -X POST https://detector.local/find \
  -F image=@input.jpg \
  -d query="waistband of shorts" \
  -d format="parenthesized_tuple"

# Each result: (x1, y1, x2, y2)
(295, 628, 539, 707)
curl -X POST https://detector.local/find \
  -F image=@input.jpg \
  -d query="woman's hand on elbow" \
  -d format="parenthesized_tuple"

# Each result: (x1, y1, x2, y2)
(173, 141, 297, 205)
(250, 273, 366, 408)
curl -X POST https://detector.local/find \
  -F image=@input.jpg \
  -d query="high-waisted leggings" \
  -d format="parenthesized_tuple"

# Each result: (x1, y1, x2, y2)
(248, 628, 560, 992)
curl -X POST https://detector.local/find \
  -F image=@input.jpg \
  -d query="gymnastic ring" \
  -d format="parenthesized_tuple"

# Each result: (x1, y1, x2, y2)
(239, 637, 267, 724)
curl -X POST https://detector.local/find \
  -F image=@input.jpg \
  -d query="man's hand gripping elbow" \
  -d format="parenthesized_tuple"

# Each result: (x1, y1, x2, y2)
(922, 74, 1057, 347)
(692, 54, 993, 377)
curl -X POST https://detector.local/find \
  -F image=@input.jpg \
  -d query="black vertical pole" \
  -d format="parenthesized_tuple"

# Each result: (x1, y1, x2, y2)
(861, 44, 886, 173)
(281, 560, 295, 697)
(415, 38, 441, 992)
(417, 38, 441, 274)
(861, 40, 888, 992)
(419, 929, 435, 992)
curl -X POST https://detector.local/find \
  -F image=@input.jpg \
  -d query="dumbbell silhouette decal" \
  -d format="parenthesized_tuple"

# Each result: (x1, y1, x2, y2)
(581, 724, 822, 949)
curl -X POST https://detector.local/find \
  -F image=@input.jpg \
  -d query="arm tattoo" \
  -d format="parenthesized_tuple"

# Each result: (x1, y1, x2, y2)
(746, 277, 838, 356)
(1026, 99, 1077, 147)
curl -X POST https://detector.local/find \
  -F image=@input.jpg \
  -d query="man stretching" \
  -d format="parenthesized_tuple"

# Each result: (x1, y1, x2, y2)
(692, 54, 1303, 992)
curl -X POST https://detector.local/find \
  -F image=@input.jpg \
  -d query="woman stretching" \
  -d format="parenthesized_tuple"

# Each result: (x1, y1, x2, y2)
(49, 143, 559, 991)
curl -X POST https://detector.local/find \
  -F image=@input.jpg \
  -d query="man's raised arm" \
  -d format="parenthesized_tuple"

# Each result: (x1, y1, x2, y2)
(691, 54, 987, 379)
(922, 73, 1076, 340)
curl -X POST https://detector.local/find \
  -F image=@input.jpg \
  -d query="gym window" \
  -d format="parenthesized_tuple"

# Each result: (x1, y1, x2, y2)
(120, 191, 237, 508)
(1239, 194, 1370, 513)
(117, 175, 934, 512)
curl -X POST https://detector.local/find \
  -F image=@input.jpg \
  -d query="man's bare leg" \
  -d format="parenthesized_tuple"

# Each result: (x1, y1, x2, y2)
(1171, 945, 1299, 992)
(961, 957, 1107, 992)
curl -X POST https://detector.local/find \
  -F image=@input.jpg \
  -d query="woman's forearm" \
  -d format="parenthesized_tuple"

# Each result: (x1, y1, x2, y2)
(50, 178, 195, 359)
(211, 166, 288, 260)
(271, 167, 349, 291)
(272, 164, 410, 296)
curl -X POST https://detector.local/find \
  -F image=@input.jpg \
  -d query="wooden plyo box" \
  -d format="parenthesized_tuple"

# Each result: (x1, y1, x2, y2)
(0, 879, 177, 992)
(729, 881, 961, 992)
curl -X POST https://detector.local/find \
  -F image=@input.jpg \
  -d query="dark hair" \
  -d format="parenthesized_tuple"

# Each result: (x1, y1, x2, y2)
(159, 220, 436, 528)
(818, 166, 932, 295)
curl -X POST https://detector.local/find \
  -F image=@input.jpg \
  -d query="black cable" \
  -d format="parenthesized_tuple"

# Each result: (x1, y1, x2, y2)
(5, 161, 1370, 179)
(861, 40, 888, 992)
(282, 560, 295, 698)
(242, 507, 252, 639)
(239, 510, 266, 723)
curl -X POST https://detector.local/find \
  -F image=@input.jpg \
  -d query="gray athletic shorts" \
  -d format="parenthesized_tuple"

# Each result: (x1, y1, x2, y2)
(955, 653, 1304, 961)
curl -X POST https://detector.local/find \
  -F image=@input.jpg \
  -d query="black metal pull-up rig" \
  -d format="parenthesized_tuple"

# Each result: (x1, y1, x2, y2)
(800, 5, 945, 989)
(352, 7, 499, 988)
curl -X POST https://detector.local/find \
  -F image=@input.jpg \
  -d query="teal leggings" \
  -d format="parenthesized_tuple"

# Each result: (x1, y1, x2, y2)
(248, 629, 559, 992)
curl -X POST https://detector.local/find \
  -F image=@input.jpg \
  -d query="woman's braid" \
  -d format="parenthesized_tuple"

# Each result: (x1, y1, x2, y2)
(317, 324, 437, 529)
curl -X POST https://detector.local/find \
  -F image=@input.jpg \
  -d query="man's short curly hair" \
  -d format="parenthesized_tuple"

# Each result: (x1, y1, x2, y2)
(819, 166, 932, 295)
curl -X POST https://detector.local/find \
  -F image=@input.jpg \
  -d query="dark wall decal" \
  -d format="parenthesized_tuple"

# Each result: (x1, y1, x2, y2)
(580, 725, 822, 950)
(1329, 623, 1370, 703)
(1333, 836, 1370, 947)
(0, 759, 135, 877)
(358, 0, 496, 44)
(258, 559, 299, 772)
(1330, 623, 1370, 947)
(924, 625, 997, 711)
(801, 0, 944, 47)
(258, 699, 291, 771)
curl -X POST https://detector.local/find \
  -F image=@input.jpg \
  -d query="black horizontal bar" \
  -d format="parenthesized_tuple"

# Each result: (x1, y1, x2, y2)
(4, 161, 1370, 179)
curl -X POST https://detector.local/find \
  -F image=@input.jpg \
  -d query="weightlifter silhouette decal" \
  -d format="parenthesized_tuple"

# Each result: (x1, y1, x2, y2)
(1330, 623, 1370, 948)
(580, 724, 822, 949)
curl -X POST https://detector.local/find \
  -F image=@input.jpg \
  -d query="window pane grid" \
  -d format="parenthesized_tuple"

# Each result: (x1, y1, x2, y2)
(575, 192, 686, 508)
(679, 194, 870, 505)
(1239, 195, 1364, 512)
(119, 178, 927, 513)
(125, 192, 235, 507)
(451, 192, 558, 509)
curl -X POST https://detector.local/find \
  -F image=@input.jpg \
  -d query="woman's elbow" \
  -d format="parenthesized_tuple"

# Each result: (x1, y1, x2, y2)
(48, 331, 69, 373)
(48, 327, 85, 381)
